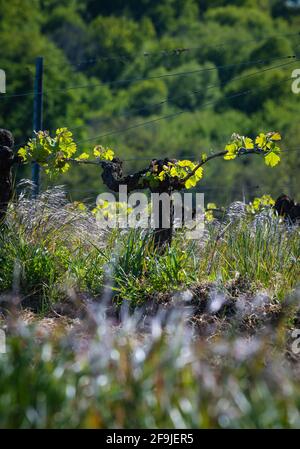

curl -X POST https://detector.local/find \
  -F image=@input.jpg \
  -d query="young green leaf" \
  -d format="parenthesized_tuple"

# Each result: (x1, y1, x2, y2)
(265, 152, 280, 167)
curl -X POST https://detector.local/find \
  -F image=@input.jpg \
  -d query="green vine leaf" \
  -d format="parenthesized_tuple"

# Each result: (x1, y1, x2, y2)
(18, 128, 77, 177)
(246, 194, 275, 214)
(265, 151, 281, 167)
(93, 146, 115, 161)
(224, 142, 238, 160)
(224, 131, 282, 168)
(150, 159, 204, 189)
(75, 152, 90, 161)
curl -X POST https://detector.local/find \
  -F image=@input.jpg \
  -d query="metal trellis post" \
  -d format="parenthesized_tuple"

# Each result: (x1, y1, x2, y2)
(32, 56, 44, 197)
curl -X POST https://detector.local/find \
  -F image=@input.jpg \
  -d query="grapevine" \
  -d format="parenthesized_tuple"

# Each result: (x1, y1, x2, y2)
(3, 127, 283, 248)
(17, 129, 282, 189)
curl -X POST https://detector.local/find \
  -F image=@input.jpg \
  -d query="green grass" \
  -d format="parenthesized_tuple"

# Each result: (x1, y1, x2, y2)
(1, 194, 298, 310)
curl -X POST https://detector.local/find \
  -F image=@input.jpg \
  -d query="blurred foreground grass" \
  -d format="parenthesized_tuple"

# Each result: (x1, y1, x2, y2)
(0, 298, 300, 429)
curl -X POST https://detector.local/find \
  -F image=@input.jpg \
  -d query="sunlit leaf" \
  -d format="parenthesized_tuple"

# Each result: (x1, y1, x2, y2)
(207, 203, 217, 210)
(178, 160, 194, 168)
(17, 147, 27, 161)
(93, 146, 114, 161)
(244, 137, 254, 150)
(76, 152, 90, 160)
(195, 167, 203, 180)
(269, 132, 282, 141)
(185, 175, 197, 189)
(158, 171, 166, 181)
(255, 133, 267, 149)
(205, 210, 215, 222)
(265, 152, 281, 167)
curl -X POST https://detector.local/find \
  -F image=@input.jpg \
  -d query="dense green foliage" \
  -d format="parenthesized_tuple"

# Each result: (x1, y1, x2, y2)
(1, 0, 299, 203)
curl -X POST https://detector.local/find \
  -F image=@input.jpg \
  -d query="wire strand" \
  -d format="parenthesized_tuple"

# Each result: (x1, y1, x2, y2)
(1, 54, 297, 99)
(76, 73, 297, 144)
(42, 31, 300, 69)
(59, 57, 299, 133)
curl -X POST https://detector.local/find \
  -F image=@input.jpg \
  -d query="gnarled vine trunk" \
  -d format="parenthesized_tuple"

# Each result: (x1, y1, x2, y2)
(101, 158, 177, 250)
(0, 129, 15, 223)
